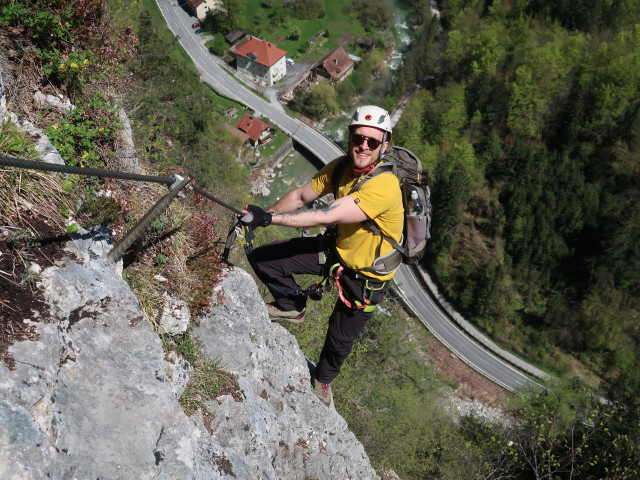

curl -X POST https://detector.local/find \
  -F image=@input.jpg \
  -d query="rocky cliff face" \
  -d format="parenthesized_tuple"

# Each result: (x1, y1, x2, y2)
(0, 228, 379, 479)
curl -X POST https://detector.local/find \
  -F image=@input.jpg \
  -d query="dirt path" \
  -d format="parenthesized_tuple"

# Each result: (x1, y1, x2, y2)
(425, 334, 511, 410)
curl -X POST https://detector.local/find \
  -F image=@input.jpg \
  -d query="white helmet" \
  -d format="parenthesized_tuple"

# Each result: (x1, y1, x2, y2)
(349, 105, 392, 142)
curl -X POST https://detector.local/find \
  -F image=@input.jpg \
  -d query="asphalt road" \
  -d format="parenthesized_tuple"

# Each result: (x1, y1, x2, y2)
(155, 0, 545, 394)
(395, 266, 543, 393)
(155, 0, 343, 163)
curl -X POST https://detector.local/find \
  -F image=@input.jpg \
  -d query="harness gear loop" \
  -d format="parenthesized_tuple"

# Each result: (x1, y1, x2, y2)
(236, 223, 255, 254)
(222, 219, 255, 264)
(331, 264, 378, 312)
(267, 273, 332, 302)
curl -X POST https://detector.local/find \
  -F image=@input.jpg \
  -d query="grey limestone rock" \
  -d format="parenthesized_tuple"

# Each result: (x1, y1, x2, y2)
(193, 268, 379, 479)
(159, 292, 190, 335)
(0, 227, 378, 479)
(0, 227, 202, 479)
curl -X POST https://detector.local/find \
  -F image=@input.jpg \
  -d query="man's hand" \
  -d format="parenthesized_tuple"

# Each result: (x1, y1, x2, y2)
(239, 205, 272, 227)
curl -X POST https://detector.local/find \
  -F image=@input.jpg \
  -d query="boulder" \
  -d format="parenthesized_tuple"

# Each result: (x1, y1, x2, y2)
(0, 227, 379, 479)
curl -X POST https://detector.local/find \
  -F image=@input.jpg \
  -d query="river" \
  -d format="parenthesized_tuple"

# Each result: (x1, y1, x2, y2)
(260, 148, 326, 208)
(258, 1, 418, 206)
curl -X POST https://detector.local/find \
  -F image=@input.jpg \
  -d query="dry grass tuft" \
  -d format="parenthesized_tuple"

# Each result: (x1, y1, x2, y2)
(179, 356, 242, 416)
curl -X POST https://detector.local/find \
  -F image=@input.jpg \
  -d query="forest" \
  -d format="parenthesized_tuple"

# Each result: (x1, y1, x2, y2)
(385, 0, 640, 391)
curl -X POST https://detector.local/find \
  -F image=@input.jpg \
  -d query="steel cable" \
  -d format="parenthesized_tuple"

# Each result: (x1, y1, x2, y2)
(191, 185, 243, 215)
(0, 156, 174, 185)
(0, 156, 245, 215)
(1, 155, 249, 260)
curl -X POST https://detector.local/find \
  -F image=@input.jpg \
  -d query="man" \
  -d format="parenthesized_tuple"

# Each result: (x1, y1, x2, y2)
(240, 105, 403, 406)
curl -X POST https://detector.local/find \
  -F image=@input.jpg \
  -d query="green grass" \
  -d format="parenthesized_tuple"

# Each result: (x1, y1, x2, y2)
(0, 121, 39, 159)
(179, 356, 240, 416)
(243, 0, 367, 62)
(202, 82, 252, 119)
(140, 0, 198, 66)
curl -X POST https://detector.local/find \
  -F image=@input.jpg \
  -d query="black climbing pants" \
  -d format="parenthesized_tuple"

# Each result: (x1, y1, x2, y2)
(248, 236, 389, 384)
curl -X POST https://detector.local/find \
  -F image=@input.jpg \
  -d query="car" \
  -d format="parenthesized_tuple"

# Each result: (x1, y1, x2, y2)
(286, 58, 294, 66)
(192, 22, 201, 28)
(194, 28, 203, 34)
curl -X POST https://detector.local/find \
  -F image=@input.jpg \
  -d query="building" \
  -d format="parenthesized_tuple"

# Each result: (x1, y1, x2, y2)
(225, 29, 246, 45)
(225, 124, 249, 144)
(232, 36, 287, 86)
(189, 0, 222, 20)
(312, 47, 354, 84)
(234, 114, 274, 146)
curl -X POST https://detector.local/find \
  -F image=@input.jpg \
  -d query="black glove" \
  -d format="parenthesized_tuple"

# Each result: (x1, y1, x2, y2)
(239, 205, 272, 227)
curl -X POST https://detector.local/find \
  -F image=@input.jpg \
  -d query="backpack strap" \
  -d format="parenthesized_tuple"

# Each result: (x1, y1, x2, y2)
(347, 161, 405, 274)
(330, 158, 404, 275)
(347, 161, 402, 248)
(330, 155, 351, 196)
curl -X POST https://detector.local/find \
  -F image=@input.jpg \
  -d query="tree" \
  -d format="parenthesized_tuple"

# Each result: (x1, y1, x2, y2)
(303, 82, 339, 119)
(393, 90, 434, 167)
(579, 279, 625, 351)
(429, 158, 472, 257)
(269, 4, 289, 27)
(349, 64, 374, 95)
(207, 0, 245, 34)
(508, 385, 640, 480)
(288, 25, 300, 41)
(407, 0, 435, 28)
(360, 0, 393, 29)
(285, 0, 324, 19)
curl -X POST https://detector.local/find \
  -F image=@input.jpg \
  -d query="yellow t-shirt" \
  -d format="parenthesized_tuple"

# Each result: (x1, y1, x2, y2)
(311, 157, 404, 281)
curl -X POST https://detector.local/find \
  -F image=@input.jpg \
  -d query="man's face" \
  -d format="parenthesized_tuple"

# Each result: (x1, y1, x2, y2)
(348, 126, 388, 169)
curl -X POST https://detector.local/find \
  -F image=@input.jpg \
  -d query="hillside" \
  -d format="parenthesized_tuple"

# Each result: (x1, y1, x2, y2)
(392, 0, 640, 387)
(3, 1, 640, 478)
(0, 7, 392, 471)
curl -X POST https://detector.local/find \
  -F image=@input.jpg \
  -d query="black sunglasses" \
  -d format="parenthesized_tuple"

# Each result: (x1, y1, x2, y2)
(351, 133, 383, 150)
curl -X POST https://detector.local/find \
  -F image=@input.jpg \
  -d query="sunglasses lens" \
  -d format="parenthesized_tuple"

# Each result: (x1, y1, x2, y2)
(352, 134, 382, 150)
(367, 138, 382, 149)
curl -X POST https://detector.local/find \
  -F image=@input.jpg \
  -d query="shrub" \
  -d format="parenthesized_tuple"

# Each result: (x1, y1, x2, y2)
(46, 92, 120, 168)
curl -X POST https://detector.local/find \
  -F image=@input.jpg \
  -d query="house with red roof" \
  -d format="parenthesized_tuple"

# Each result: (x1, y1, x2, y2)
(188, 0, 222, 20)
(234, 114, 274, 146)
(312, 47, 354, 84)
(231, 36, 287, 87)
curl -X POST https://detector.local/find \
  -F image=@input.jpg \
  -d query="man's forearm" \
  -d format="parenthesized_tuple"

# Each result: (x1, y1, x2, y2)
(271, 204, 340, 228)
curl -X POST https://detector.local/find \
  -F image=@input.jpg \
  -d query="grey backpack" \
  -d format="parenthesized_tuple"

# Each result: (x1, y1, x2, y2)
(331, 146, 432, 274)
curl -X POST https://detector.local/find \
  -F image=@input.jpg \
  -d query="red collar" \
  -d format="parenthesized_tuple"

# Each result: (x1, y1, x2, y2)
(351, 162, 378, 178)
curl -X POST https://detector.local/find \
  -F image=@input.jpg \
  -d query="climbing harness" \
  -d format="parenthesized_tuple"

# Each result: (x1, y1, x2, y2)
(328, 263, 385, 313)
(234, 228, 386, 310)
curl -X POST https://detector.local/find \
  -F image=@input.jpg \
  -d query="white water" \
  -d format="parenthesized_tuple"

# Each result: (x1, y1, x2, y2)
(387, 15, 413, 71)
